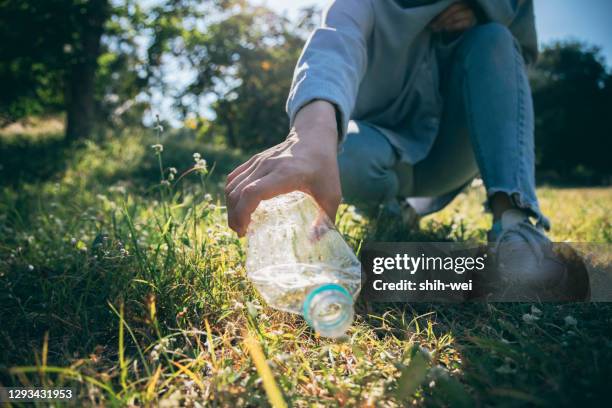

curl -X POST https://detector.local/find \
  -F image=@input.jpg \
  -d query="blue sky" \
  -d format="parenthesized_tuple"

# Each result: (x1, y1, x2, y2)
(257, 0, 612, 64)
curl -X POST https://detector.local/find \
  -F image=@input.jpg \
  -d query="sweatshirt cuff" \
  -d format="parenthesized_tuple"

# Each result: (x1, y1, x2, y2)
(286, 79, 352, 143)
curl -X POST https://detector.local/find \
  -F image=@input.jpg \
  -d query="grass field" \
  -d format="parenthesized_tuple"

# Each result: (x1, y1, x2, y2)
(1, 126, 611, 407)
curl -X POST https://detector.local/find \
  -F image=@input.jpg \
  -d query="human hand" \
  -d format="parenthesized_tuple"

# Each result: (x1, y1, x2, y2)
(225, 100, 341, 236)
(430, 1, 477, 32)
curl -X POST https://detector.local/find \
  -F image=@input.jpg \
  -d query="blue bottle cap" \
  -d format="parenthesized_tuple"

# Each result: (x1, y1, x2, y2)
(302, 283, 352, 326)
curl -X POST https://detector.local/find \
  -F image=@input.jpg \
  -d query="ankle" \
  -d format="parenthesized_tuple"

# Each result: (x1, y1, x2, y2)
(490, 192, 514, 222)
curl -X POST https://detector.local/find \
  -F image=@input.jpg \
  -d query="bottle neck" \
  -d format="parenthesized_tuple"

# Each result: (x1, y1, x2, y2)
(303, 284, 354, 338)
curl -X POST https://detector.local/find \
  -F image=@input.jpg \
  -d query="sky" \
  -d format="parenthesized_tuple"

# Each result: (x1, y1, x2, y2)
(256, 0, 612, 64)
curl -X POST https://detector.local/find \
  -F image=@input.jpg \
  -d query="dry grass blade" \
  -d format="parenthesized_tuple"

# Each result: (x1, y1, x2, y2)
(146, 365, 163, 401)
(169, 360, 205, 390)
(244, 332, 287, 408)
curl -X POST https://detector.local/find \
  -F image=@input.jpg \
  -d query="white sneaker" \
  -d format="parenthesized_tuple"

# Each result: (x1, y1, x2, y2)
(488, 210, 568, 300)
(400, 199, 420, 231)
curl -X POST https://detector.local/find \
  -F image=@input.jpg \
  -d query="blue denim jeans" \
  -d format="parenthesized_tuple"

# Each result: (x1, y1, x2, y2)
(338, 23, 550, 229)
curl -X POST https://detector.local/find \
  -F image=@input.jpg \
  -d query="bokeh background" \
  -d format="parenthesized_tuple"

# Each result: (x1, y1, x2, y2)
(1, 0, 611, 184)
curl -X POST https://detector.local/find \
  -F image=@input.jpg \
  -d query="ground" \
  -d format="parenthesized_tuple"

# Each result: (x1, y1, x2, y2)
(0, 123, 611, 407)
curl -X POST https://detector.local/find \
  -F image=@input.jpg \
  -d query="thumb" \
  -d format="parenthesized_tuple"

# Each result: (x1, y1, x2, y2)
(308, 182, 341, 224)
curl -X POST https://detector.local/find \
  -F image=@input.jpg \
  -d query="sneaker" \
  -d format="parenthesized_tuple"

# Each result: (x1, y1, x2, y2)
(487, 209, 569, 301)
(400, 199, 420, 232)
(371, 199, 420, 240)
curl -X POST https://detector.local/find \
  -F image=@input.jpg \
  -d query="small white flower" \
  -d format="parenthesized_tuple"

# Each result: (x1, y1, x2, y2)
(27, 264, 34, 271)
(193, 152, 201, 161)
(419, 346, 432, 360)
(70, 237, 77, 245)
(167, 173, 175, 181)
(531, 306, 542, 315)
(168, 167, 177, 174)
(151, 144, 164, 153)
(154, 115, 164, 133)
(495, 364, 516, 374)
(194, 158, 207, 173)
(108, 185, 127, 194)
(204, 193, 212, 202)
(184, 380, 196, 392)
(564, 315, 578, 326)
(161, 180, 171, 186)
(522, 313, 539, 323)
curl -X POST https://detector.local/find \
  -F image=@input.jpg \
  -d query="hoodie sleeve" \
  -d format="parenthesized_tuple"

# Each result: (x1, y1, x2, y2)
(286, 0, 374, 141)
(471, 0, 538, 63)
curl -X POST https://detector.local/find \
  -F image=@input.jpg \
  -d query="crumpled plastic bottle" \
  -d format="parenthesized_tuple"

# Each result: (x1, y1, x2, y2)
(245, 191, 361, 338)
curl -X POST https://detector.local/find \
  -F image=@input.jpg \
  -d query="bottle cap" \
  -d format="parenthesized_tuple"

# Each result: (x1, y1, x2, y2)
(303, 283, 354, 338)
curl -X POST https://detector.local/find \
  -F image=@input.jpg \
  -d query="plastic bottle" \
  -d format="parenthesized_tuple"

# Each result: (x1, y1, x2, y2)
(245, 191, 361, 338)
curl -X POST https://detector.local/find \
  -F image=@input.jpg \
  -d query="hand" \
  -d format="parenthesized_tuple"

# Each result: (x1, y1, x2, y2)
(430, 1, 477, 32)
(225, 100, 341, 236)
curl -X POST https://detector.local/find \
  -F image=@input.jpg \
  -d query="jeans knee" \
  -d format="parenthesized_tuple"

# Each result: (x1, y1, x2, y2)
(459, 23, 517, 67)
(338, 123, 398, 206)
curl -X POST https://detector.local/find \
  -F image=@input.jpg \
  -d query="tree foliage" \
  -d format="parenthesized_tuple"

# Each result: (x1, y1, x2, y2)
(0, 0, 313, 146)
(0, 1, 609, 182)
(176, 5, 316, 149)
(530, 41, 612, 182)
(0, 0, 110, 127)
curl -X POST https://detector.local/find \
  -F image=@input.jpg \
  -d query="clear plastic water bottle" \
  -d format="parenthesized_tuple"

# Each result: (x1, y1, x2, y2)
(246, 191, 361, 338)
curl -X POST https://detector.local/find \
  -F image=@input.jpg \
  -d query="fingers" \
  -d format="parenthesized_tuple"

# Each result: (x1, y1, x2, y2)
(224, 129, 341, 237)
(226, 163, 273, 207)
(430, 2, 475, 32)
(443, 16, 475, 31)
(226, 165, 341, 236)
(226, 154, 258, 185)
(442, 9, 476, 31)
(309, 180, 341, 225)
(225, 157, 268, 195)
(431, 2, 465, 29)
(227, 172, 293, 237)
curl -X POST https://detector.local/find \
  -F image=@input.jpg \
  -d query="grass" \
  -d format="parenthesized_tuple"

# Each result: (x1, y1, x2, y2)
(0, 124, 611, 407)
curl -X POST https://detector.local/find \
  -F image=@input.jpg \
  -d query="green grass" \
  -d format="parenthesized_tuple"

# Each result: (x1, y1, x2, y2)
(0, 127, 611, 406)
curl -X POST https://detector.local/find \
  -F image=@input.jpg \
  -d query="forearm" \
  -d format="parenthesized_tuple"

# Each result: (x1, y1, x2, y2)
(292, 100, 339, 150)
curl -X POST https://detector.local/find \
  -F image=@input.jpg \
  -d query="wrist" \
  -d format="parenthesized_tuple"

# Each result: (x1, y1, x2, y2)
(293, 100, 339, 147)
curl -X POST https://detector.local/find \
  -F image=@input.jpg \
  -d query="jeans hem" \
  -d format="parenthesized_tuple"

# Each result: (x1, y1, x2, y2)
(486, 187, 551, 231)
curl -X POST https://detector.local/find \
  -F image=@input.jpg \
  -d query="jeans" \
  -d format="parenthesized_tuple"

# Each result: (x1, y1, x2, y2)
(338, 23, 550, 229)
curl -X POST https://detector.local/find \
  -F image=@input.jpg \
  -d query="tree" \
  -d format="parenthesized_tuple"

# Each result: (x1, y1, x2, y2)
(177, 4, 316, 150)
(0, 0, 110, 140)
(0, 0, 205, 140)
(530, 41, 612, 183)
(65, 0, 111, 142)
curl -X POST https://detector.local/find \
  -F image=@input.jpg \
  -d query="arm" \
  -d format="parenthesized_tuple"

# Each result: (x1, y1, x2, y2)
(287, 0, 374, 141)
(225, 1, 374, 236)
